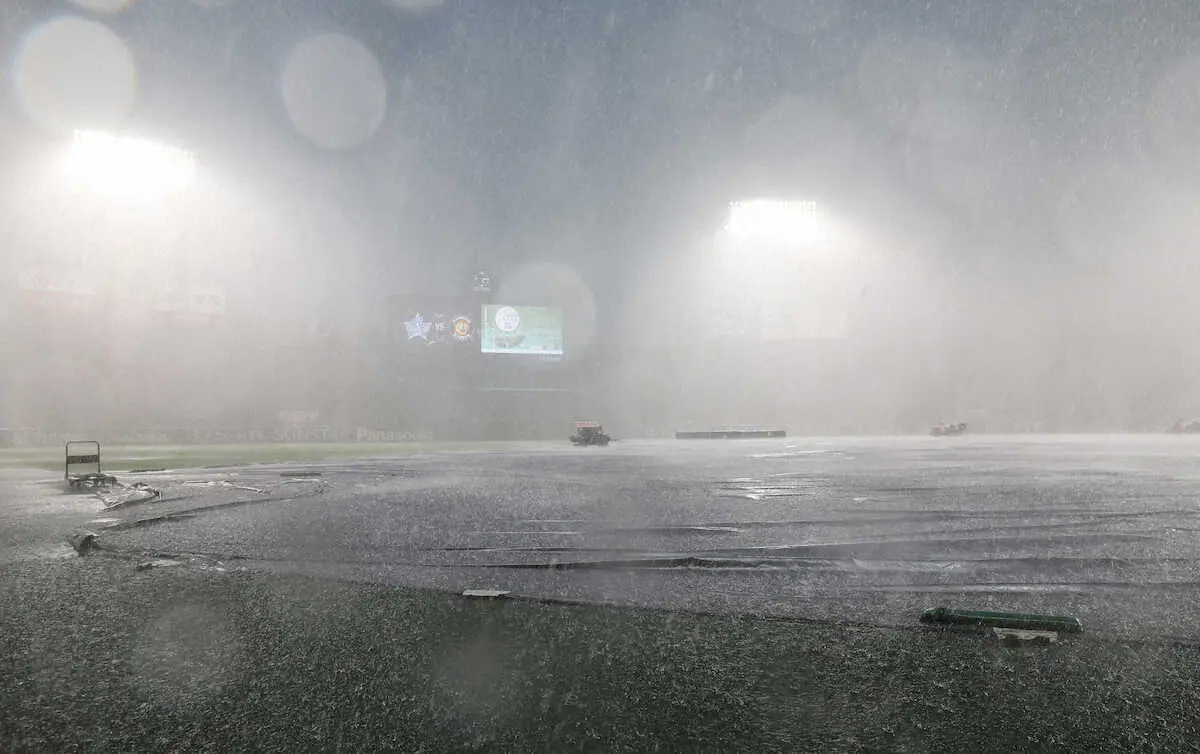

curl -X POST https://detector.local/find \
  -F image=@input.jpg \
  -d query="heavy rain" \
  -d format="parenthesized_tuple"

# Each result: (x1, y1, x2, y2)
(1, 1, 1197, 437)
(6, 1, 1200, 751)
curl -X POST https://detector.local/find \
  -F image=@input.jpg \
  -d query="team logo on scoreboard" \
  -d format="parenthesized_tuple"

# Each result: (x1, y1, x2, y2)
(452, 315, 473, 342)
(404, 313, 432, 340)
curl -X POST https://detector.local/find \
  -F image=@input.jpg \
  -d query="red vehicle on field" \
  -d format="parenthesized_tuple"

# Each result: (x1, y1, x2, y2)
(570, 421, 611, 446)
(931, 422, 968, 437)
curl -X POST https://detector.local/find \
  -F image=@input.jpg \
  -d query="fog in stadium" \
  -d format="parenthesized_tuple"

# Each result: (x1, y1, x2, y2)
(2, 1, 1200, 442)
(15, 8, 1200, 749)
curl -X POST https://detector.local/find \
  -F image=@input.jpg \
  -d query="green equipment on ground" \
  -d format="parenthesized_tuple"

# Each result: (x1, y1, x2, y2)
(920, 606, 1083, 634)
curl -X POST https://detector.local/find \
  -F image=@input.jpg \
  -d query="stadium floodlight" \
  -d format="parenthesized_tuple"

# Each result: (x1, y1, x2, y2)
(62, 130, 196, 202)
(723, 199, 820, 246)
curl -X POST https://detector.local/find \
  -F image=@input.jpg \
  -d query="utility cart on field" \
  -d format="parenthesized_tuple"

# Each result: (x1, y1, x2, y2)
(570, 421, 611, 447)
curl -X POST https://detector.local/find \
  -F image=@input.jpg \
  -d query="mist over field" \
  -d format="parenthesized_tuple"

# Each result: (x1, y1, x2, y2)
(2, 1, 1199, 440)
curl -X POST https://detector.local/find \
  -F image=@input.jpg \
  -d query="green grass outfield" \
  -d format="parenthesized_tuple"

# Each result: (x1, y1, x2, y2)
(0, 441, 553, 472)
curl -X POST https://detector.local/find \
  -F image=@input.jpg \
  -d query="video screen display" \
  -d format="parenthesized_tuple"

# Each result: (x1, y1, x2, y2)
(390, 296, 477, 350)
(480, 305, 564, 356)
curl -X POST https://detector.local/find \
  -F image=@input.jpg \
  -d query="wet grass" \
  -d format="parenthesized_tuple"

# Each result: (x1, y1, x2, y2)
(0, 442, 551, 473)
(4, 559, 1200, 753)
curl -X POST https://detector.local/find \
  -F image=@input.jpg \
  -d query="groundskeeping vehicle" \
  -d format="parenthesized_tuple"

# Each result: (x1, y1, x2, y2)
(570, 421, 611, 446)
(931, 422, 968, 437)
(1170, 418, 1200, 434)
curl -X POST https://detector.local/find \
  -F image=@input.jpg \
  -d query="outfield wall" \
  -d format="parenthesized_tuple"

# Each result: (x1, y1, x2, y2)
(6, 427, 437, 448)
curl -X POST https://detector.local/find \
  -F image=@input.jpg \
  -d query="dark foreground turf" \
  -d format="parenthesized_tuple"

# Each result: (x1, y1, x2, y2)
(3, 558, 1200, 753)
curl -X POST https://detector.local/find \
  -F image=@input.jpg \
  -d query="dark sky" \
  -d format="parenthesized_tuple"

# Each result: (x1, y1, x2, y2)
(5, 0, 1200, 302)
(6, 1, 1200, 431)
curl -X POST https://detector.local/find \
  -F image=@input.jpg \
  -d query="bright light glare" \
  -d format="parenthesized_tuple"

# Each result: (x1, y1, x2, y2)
(62, 130, 196, 202)
(724, 199, 820, 245)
